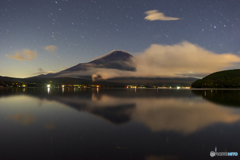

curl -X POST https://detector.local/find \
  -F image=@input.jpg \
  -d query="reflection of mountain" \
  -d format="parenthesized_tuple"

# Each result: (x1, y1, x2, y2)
(191, 90, 240, 107)
(90, 104, 135, 124)
(2, 88, 240, 134)
(0, 89, 136, 125)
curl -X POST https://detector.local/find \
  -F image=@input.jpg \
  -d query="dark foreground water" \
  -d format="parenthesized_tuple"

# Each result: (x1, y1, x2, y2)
(0, 88, 240, 160)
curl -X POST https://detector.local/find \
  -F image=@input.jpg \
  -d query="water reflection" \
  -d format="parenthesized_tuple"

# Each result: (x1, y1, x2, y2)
(6, 113, 36, 126)
(60, 92, 240, 134)
(2, 89, 240, 134)
(132, 97, 240, 134)
(192, 90, 240, 107)
(146, 155, 179, 160)
(44, 122, 55, 130)
(47, 87, 50, 94)
(1, 88, 240, 159)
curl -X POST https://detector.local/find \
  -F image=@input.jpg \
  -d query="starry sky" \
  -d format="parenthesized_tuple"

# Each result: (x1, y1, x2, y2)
(1, 0, 240, 78)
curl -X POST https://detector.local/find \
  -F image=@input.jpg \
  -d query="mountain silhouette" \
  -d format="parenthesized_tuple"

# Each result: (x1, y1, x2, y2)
(36, 50, 135, 79)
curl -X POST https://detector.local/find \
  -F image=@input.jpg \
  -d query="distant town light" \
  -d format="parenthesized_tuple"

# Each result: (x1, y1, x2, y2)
(47, 84, 51, 88)
(177, 86, 181, 89)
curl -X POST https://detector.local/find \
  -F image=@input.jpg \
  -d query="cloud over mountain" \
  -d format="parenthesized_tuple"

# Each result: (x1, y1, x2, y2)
(134, 41, 240, 78)
(90, 42, 240, 79)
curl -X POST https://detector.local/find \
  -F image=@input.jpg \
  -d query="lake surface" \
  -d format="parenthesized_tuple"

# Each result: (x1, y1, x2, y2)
(0, 88, 240, 160)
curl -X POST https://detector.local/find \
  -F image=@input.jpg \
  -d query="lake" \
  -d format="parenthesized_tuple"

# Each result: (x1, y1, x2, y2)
(0, 88, 240, 160)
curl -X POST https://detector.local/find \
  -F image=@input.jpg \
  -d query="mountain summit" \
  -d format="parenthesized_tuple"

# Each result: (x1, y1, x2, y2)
(90, 50, 133, 64)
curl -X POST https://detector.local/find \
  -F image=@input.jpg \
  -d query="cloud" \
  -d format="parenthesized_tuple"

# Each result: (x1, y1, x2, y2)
(32, 68, 59, 75)
(144, 10, 180, 21)
(53, 41, 240, 79)
(6, 49, 38, 61)
(133, 41, 240, 77)
(6, 113, 36, 126)
(45, 45, 58, 54)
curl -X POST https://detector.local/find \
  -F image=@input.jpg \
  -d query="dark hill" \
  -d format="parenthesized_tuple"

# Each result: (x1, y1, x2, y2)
(191, 69, 240, 88)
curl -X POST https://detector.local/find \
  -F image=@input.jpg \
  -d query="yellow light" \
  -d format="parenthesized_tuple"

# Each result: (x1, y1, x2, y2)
(47, 84, 51, 88)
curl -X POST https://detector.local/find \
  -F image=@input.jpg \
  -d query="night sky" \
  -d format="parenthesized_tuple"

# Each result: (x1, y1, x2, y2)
(1, 0, 240, 78)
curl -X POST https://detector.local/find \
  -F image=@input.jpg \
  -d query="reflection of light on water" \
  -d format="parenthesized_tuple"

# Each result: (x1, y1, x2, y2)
(62, 88, 64, 93)
(47, 88, 50, 94)
(97, 88, 99, 93)
(23, 88, 26, 92)
(6, 113, 36, 126)
(135, 88, 136, 93)
(74, 87, 76, 92)
(44, 123, 55, 130)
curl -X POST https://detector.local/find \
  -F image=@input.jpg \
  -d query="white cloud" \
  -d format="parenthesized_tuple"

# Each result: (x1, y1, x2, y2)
(144, 10, 180, 21)
(45, 45, 58, 54)
(133, 41, 240, 78)
(6, 49, 38, 61)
